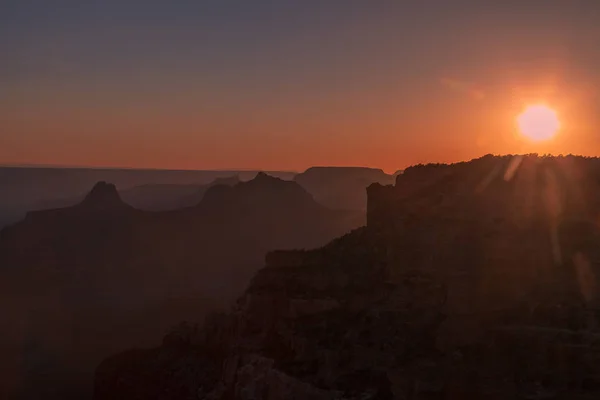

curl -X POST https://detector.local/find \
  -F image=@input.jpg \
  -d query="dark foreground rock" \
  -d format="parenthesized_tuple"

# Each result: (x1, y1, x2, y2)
(96, 155, 600, 399)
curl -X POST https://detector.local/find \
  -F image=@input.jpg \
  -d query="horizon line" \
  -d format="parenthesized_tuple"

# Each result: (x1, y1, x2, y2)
(0, 163, 403, 174)
(0, 163, 301, 173)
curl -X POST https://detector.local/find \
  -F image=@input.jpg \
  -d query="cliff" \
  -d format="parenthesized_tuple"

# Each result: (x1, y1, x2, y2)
(96, 155, 600, 399)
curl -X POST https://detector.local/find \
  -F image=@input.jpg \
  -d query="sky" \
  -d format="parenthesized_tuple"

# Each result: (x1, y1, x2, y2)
(2, 0, 600, 172)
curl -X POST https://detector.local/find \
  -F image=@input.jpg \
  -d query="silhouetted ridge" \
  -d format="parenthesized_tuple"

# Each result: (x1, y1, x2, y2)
(200, 172, 315, 209)
(254, 171, 273, 180)
(0, 167, 366, 400)
(17, 181, 131, 224)
(80, 181, 126, 210)
(295, 166, 394, 210)
(245, 171, 293, 188)
(96, 154, 600, 400)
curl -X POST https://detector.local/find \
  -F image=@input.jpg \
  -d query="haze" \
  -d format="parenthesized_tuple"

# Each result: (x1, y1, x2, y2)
(7, 2, 600, 399)
(3, 1, 600, 172)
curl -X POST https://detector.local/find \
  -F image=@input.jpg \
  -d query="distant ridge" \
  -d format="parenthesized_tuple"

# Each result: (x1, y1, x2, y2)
(201, 171, 316, 210)
(0, 170, 364, 398)
(295, 166, 395, 210)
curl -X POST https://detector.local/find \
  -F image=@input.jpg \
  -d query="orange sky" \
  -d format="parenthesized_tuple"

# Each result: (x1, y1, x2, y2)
(2, 2, 600, 173)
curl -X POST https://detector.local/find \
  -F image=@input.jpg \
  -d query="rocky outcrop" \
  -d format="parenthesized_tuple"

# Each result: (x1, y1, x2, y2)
(203, 355, 342, 400)
(81, 182, 126, 209)
(30, 175, 243, 213)
(96, 155, 600, 399)
(95, 228, 448, 399)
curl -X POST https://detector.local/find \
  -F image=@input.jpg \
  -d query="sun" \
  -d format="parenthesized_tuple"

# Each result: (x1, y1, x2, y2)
(517, 104, 560, 141)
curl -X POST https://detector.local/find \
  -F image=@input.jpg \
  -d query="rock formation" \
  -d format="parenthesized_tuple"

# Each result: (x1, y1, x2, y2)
(0, 167, 297, 229)
(81, 182, 126, 209)
(95, 155, 600, 399)
(0, 173, 361, 399)
(30, 175, 243, 213)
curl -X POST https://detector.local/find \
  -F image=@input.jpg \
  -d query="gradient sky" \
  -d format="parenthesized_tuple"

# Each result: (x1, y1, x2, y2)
(2, 1, 600, 172)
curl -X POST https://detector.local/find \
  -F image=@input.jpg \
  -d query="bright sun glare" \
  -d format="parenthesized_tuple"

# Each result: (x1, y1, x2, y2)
(517, 105, 560, 141)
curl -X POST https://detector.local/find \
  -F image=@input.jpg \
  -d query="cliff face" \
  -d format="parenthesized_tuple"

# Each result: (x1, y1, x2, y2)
(96, 228, 432, 399)
(96, 155, 600, 399)
(368, 155, 600, 305)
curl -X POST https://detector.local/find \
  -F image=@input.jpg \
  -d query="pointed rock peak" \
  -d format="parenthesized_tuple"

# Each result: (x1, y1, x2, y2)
(250, 171, 286, 185)
(244, 172, 296, 191)
(81, 181, 125, 209)
(255, 171, 273, 180)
